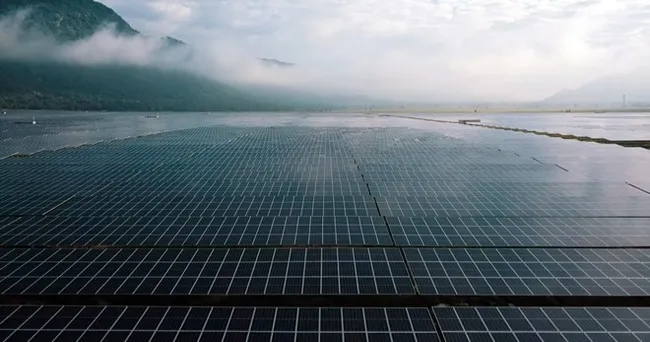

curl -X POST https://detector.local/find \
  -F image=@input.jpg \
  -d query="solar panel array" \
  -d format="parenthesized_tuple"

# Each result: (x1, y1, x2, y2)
(0, 248, 414, 295)
(1, 115, 650, 341)
(0, 216, 392, 246)
(434, 307, 650, 341)
(0, 306, 441, 342)
(405, 248, 650, 296)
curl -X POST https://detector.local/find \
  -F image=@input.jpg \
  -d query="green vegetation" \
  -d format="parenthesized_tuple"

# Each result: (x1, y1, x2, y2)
(0, 0, 137, 41)
(0, 60, 291, 111)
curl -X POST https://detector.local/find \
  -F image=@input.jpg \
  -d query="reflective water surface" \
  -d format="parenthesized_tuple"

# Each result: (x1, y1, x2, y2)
(411, 112, 650, 140)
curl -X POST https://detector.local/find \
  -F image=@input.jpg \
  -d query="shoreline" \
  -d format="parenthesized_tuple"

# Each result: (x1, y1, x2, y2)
(350, 108, 650, 114)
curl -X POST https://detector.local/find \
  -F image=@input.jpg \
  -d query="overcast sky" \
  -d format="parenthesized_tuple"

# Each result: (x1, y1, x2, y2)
(99, 0, 650, 101)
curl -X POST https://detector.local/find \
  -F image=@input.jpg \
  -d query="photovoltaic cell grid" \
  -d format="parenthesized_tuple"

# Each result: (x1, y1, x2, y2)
(433, 307, 650, 342)
(0, 306, 440, 342)
(387, 217, 650, 247)
(0, 194, 72, 216)
(0, 130, 258, 202)
(364, 171, 591, 183)
(0, 168, 143, 197)
(96, 181, 370, 197)
(120, 170, 364, 182)
(368, 182, 646, 197)
(0, 248, 415, 295)
(404, 248, 650, 296)
(48, 196, 378, 217)
(376, 196, 650, 217)
(7, 306, 649, 342)
(0, 126, 261, 199)
(0, 216, 392, 246)
(345, 127, 649, 209)
(2, 124, 646, 221)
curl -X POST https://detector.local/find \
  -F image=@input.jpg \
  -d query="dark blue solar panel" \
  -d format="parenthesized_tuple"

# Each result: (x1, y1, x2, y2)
(0, 306, 440, 342)
(375, 196, 650, 217)
(368, 182, 646, 197)
(387, 217, 650, 247)
(0, 216, 392, 246)
(404, 248, 650, 295)
(0, 248, 414, 295)
(433, 307, 650, 342)
(48, 196, 378, 217)
(0, 194, 71, 216)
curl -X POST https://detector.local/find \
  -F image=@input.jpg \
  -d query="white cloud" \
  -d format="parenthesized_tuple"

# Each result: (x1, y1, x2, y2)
(147, 1, 194, 22)
(8, 0, 650, 101)
(97, 0, 650, 101)
(0, 10, 189, 67)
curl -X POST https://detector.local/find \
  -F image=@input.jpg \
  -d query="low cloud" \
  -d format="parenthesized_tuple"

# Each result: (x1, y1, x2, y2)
(102, 0, 650, 102)
(0, 10, 304, 88)
(0, 10, 186, 66)
(0, 10, 367, 99)
(5, 0, 650, 103)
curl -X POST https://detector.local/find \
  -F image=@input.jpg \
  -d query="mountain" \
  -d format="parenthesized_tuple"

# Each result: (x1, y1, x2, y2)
(543, 69, 650, 105)
(0, 0, 299, 111)
(0, 60, 290, 111)
(0, 0, 138, 41)
(258, 58, 295, 68)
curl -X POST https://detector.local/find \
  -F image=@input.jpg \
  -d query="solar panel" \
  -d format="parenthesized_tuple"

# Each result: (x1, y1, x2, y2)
(0, 216, 392, 246)
(48, 195, 379, 217)
(376, 196, 650, 217)
(0, 306, 440, 341)
(368, 182, 645, 197)
(404, 248, 650, 295)
(433, 307, 650, 342)
(0, 180, 109, 197)
(0, 248, 414, 295)
(387, 217, 650, 247)
(0, 194, 71, 216)
(96, 181, 369, 197)
(365, 172, 590, 183)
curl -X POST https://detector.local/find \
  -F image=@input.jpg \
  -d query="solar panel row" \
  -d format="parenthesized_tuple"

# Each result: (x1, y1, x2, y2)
(405, 248, 650, 296)
(0, 216, 392, 246)
(435, 306, 650, 342)
(368, 182, 645, 197)
(0, 248, 414, 295)
(0, 306, 440, 342)
(388, 217, 650, 247)
(3, 306, 650, 342)
(4, 217, 650, 247)
(2, 247, 649, 296)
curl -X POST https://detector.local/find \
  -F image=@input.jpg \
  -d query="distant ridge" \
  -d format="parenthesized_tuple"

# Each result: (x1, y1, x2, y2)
(258, 58, 295, 68)
(0, 0, 138, 41)
(543, 69, 650, 105)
